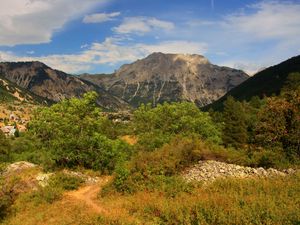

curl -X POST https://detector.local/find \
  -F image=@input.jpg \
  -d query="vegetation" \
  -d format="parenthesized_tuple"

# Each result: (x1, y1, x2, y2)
(3, 92, 132, 173)
(99, 173, 300, 225)
(133, 102, 222, 151)
(222, 96, 248, 148)
(0, 73, 299, 224)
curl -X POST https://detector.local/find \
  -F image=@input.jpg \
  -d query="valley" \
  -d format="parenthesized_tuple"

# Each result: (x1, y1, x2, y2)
(1, 0, 300, 224)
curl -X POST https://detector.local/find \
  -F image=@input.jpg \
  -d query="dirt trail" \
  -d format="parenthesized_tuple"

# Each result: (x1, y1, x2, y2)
(66, 176, 111, 214)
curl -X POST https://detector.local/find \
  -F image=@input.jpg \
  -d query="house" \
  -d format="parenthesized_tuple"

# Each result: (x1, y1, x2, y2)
(0, 126, 16, 136)
(9, 113, 20, 122)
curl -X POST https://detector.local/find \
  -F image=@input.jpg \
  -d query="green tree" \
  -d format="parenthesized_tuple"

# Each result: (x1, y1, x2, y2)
(222, 96, 248, 148)
(28, 92, 130, 172)
(242, 96, 265, 144)
(133, 102, 222, 150)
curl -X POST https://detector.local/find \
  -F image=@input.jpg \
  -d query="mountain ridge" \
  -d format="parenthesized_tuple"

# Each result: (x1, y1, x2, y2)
(207, 55, 300, 110)
(0, 61, 130, 111)
(80, 52, 249, 107)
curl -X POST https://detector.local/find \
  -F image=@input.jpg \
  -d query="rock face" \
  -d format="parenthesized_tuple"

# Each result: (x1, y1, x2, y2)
(182, 160, 297, 183)
(81, 53, 249, 107)
(0, 62, 130, 110)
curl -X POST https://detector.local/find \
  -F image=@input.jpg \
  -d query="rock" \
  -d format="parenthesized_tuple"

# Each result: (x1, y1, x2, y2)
(283, 168, 297, 174)
(63, 170, 100, 184)
(3, 161, 36, 176)
(182, 160, 297, 184)
(36, 173, 53, 187)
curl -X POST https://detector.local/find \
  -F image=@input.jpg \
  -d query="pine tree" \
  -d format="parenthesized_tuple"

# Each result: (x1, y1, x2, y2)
(222, 96, 248, 149)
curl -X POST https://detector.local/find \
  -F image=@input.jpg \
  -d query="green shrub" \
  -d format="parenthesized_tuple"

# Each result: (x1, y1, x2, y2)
(23, 185, 63, 205)
(109, 137, 242, 194)
(49, 172, 84, 190)
(247, 148, 294, 169)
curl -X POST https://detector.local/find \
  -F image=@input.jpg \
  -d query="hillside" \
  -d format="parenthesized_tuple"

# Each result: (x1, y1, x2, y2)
(0, 74, 48, 104)
(0, 62, 130, 111)
(80, 53, 249, 107)
(207, 55, 300, 110)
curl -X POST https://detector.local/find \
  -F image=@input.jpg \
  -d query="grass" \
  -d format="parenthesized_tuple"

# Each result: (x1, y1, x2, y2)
(1, 171, 299, 224)
(99, 173, 300, 225)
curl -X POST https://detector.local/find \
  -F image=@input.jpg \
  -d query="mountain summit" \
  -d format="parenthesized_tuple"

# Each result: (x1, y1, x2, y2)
(81, 53, 249, 107)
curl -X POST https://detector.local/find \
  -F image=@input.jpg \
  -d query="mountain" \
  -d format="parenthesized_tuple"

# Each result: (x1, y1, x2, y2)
(207, 55, 300, 110)
(0, 62, 130, 111)
(80, 53, 249, 107)
(0, 74, 48, 104)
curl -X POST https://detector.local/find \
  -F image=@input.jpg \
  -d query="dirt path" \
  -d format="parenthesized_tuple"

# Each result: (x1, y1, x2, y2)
(66, 176, 111, 214)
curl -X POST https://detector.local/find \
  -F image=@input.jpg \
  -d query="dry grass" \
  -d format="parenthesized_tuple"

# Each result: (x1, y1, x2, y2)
(2, 172, 299, 225)
(100, 174, 300, 225)
(120, 135, 138, 145)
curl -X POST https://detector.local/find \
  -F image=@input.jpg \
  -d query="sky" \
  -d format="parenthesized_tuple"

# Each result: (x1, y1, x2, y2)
(0, 0, 299, 75)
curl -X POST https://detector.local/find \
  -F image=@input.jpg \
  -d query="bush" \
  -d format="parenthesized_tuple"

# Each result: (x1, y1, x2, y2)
(49, 172, 84, 190)
(0, 177, 20, 221)
(247, 148, 294, 169)
(23, 185, 63, 205)
(108, 137, 248, 194)
(19, 172, 84, 206)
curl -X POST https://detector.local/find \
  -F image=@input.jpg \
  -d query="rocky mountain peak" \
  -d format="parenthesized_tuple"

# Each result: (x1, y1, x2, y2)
(81, 52, 249, 107)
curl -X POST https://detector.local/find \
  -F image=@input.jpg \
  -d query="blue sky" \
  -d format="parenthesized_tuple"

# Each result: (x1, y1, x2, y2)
(0, 0, 299, 74)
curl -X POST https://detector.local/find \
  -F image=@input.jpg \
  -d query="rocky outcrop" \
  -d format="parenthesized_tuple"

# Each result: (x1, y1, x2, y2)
(0, 62, 130, 110)
(81, 53, 249, 107)
(183, 160, 298, 183)
(2, 161, 37, 176)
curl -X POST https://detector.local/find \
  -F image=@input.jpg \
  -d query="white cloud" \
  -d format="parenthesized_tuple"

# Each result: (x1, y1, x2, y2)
(0, 38, 207, 73)
(0, 51, 92, 73)
(0, 0, 106, 46)
(180, 1, 300, 74)
(223, 1, 300, 42)
(113, 17, 175, 34)
(26, 51, 35, 55)
(83, 12, 120, 23)
(80, 44, 89, 49)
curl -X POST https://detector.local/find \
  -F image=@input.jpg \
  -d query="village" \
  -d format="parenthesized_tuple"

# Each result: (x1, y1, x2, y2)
(0, 104, 33, 136)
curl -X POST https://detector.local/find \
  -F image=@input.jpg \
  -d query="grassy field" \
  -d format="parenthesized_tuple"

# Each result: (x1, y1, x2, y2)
(1, 171, 299, 225)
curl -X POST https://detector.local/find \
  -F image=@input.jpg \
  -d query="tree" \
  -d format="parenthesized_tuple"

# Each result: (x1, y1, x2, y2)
(133, 102, 222, 150)
(222, 96, 248, 149)
(28, 92, 130, 172)
(255, 74, 300, 158)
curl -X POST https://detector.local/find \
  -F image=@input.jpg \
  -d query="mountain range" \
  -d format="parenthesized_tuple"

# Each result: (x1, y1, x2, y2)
(0, 61, 129, 110)
(0, 53, 299, 111)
